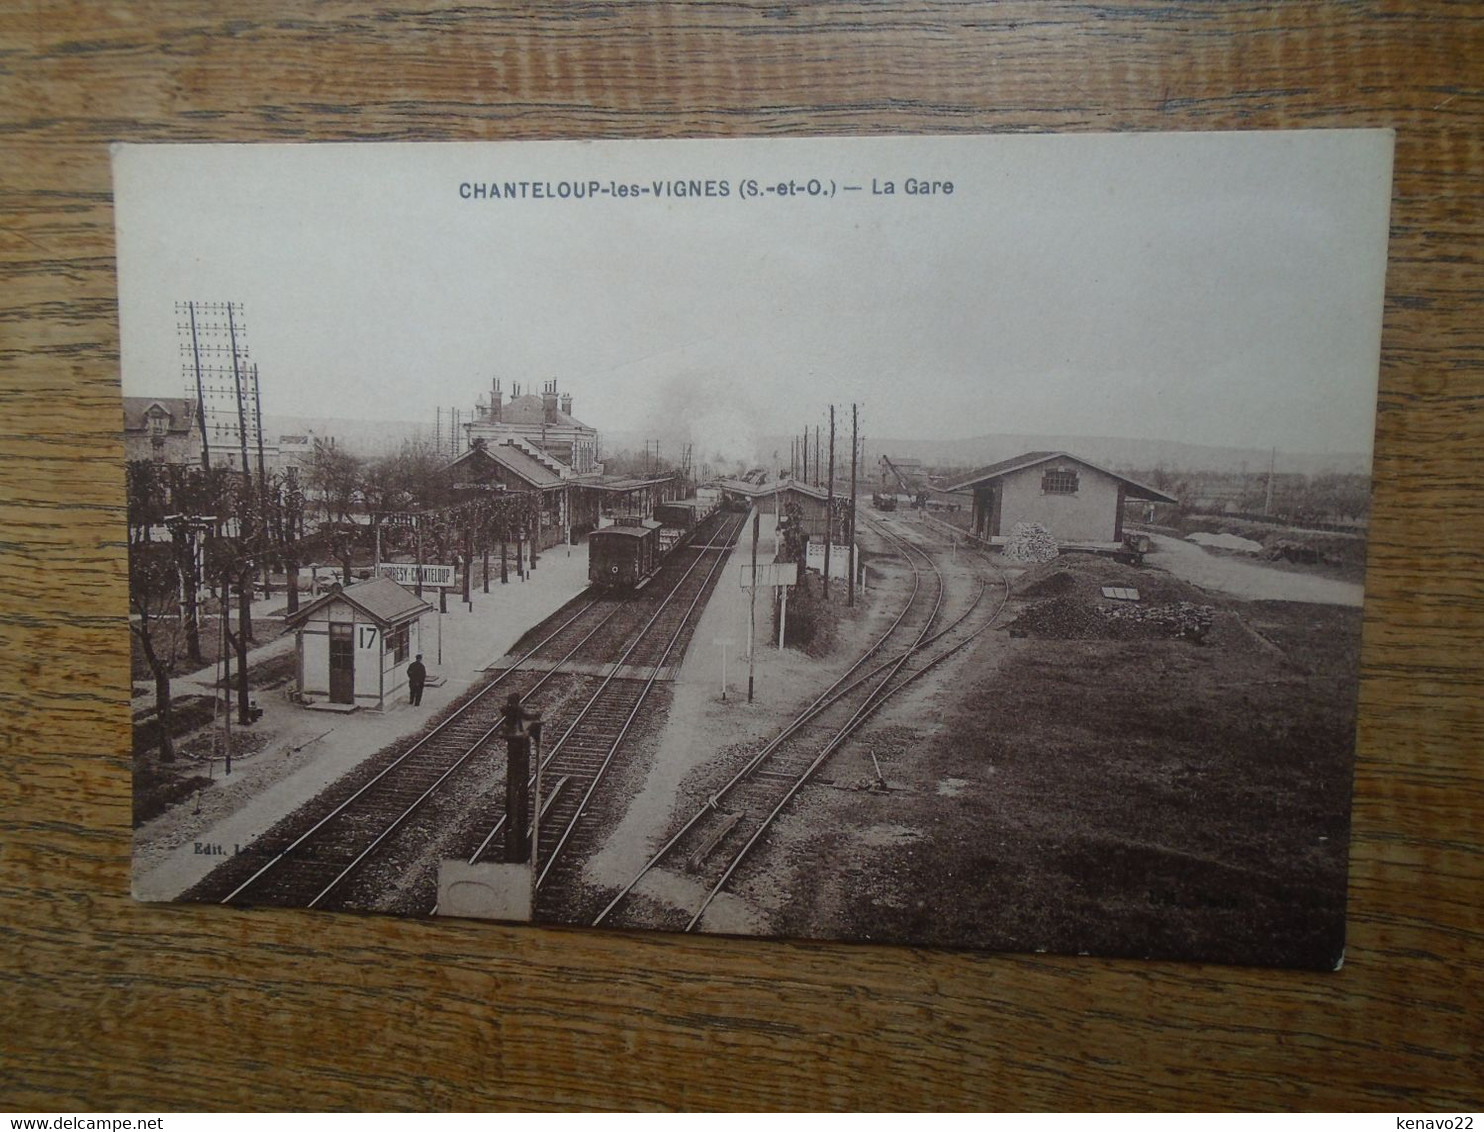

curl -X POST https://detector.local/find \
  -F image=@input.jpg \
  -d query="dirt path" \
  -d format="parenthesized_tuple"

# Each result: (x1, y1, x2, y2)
(1147, 534, 1364, 606)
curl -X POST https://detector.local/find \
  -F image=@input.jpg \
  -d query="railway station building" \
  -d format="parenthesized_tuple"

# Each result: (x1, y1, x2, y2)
(447, 439, 571, 550)
(464, 378, 601, 474)
(284, 576, 435, 712)
(944, 451, 1178, 547)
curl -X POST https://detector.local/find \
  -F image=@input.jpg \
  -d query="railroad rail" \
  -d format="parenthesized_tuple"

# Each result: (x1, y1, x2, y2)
(188, 511, 743, 911)
(459, 510, 748, 910)
(591, 517, 1010, 933)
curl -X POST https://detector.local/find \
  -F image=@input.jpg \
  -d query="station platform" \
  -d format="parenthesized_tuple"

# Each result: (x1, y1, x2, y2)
(132, 540, 593, 903)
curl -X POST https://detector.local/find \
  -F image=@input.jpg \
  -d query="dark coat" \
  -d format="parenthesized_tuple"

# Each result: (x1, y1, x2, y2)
(407, 660, 427, 688)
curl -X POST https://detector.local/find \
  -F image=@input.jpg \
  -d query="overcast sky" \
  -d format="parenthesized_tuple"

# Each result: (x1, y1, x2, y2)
(115, 131, 1393, 463)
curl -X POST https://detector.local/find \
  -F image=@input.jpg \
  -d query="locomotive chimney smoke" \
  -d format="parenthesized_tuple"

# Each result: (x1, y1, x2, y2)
(641, 370, 762, 468)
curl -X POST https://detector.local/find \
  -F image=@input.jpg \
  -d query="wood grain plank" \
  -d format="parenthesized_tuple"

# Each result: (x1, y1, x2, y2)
(2, 0, 1481, 1111)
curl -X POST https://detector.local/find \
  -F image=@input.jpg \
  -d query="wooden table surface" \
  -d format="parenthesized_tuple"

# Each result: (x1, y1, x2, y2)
(2, 1, 1480, 1112)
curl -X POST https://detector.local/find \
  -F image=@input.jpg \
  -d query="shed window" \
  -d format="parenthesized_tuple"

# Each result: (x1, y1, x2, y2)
(386, 622, 410, 664)
(1042, 468, 1079, 495)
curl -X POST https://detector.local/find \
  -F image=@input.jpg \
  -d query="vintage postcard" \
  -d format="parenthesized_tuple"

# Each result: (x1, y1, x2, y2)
(115, 132, 1393, 968)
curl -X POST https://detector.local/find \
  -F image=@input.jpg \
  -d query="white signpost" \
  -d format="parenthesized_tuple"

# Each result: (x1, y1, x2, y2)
(739, 562, 799, 650)
(712, 636, 735, 701)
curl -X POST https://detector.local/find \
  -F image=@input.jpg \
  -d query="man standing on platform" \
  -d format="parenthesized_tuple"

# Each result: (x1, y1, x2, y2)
(407, 653, 427, 706)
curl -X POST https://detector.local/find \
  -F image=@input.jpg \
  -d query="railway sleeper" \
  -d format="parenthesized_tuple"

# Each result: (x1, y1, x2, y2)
(686, 810, 745, 874)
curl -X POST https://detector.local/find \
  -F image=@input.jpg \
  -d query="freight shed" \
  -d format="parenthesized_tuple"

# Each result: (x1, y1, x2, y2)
(944, 452, 1178, 547)
(284, 577, 434, 712)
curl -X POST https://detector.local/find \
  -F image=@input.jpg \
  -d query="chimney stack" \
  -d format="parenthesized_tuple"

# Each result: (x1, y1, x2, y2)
(542, 378, 559, 425)
(490, 377, 503, 421)
(560, 392, 573, 417)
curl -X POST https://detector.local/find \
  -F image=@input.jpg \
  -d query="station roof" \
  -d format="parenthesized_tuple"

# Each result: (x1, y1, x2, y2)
(569, 473, 677, 493)
(943, 451, 1179, 503)
(283, 576, 434, 630)
(496, 392, 593, 431)
(709, 477, 832, 501)
(447, 442, 565, 488)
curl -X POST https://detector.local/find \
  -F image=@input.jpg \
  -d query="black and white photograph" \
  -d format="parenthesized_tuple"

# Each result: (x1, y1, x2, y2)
(116, 131, 1393, 969)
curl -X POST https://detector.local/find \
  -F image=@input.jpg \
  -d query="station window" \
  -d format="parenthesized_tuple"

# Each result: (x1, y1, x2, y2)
(1042, 468, 1079, 495)
(387, 623, 410, 664)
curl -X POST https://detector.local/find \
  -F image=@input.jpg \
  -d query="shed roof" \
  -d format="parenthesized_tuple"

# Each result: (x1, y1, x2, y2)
(593, 524, 655, 539)
(943, 451, 1179, 503)
(569, 473, 676, 493)
(283, 576, 434, 630)
(709, 477, 832, 501)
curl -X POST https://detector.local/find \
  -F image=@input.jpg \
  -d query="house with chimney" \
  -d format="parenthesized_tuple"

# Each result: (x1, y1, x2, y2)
(122, 397, 204, 466)
(465, 378, 601, 473)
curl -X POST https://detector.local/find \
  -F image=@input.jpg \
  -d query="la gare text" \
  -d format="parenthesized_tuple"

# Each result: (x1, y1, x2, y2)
(458, 177, 955, 201)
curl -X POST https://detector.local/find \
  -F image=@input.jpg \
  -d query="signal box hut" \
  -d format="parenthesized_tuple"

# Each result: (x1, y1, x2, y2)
(944, 451, 1177, 548)
(284, 577, 434, 711)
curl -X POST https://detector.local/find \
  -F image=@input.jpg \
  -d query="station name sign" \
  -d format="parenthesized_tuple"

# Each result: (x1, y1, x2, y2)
(378, 563, 455, 589)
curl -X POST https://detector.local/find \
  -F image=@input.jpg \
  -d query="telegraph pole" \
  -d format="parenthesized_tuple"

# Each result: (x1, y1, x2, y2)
(184, 302, 211, 469)
(824, 406, 835, 600)
(1265, 446, 1276, 515)
(747, 508, 759, 703)
(848, 402, 858, 607)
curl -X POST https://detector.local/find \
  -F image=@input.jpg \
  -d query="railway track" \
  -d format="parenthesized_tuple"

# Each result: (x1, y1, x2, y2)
(458, 511, 748, 912)
(590, 516, 1010, 933)
(186, 511, 744, 912)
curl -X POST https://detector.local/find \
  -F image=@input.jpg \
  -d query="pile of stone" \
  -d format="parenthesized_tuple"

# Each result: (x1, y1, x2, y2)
(1100, 600, 1214, 642)
(1003, 521, 1059, 563)
(1009, 595, 1109, 638)
(1011, 596, 1216, 642)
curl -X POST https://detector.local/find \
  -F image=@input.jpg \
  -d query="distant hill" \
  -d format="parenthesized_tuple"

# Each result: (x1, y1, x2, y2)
(263, 414, 440, 456)
(264, 415, 1370, 480)
(851, 434, 1371, 479)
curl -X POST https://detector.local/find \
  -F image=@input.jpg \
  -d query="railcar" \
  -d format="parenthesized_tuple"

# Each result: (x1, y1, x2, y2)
(588, 522, 661, 590)
(654, 501, 699, 554)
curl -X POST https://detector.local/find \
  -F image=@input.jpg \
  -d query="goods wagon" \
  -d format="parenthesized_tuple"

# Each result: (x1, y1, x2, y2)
(588, 522, 661, 590)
